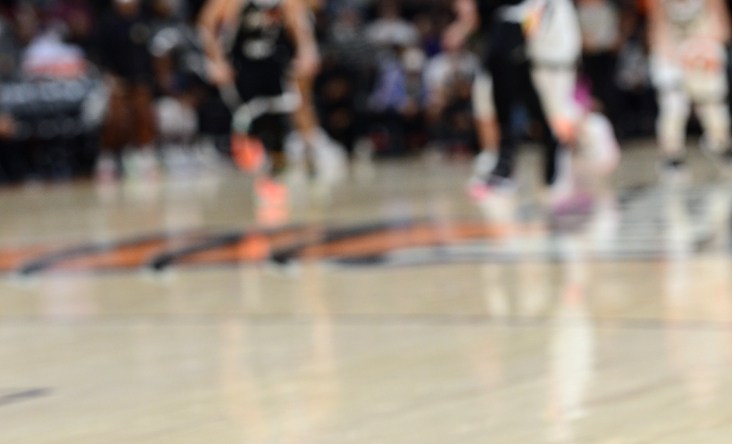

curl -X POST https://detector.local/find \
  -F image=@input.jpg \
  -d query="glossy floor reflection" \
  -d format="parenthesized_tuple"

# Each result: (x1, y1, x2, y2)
(2, 145, 732, 443)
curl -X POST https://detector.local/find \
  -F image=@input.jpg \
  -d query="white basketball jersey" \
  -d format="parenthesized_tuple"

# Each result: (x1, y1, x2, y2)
(526, 0, 582, 66)
(661, 0, 710, 38)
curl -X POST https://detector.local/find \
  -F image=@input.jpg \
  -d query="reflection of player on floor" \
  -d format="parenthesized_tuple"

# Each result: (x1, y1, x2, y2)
(199, 0, 320, 222)
(647, 0, 732, 181)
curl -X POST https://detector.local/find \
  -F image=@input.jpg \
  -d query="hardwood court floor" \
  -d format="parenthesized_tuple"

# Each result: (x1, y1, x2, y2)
(2, 144, 732, 443)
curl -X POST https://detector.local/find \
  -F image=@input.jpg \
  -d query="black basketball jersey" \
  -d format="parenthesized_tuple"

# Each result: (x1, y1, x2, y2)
(229, 0, 294, 67)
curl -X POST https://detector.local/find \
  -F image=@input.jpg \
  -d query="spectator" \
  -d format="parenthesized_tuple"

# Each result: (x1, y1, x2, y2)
(96, 0, 158, 181)
(423, 43, 480, 155)
(149, 0, 207, 170)
(365, 1, 418, 48)
(367, 46, 409, 154)
(413, 12, 440, 58)
(48, 0, 93, 53)
(21, 23, 86, 78)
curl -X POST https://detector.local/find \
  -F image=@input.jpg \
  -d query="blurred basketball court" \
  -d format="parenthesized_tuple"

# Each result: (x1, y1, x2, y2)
(1, 142, 732, 442)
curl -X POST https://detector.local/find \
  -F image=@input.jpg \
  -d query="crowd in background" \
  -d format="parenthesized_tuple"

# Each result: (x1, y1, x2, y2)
(0, 0, 711, 183)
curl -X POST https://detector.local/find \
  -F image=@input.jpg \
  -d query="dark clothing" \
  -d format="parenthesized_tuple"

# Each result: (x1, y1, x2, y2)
(227, 0, 295, 105)
(315, 60, 362, 151)
(97, 12, 155, 84)
(582, 51, 619, 127)
(477, 0, 524, 31)
(229, 0, 294, 94)
(101, 82, 156, 151)
(227, 0, 294, 159)
(485, 19, 561, 185)
(234, 58, 288, 102)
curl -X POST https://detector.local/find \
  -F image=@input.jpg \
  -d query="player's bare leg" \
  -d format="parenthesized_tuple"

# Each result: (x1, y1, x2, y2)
(289, 75, 348, 202)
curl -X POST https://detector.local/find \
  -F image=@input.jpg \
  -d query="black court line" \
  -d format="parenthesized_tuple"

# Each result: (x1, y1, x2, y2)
(146, 219, 423, 271)
(269, 219, 422, 265)
(0, 388, 51, 408)
(17, 230, 205, 276)
(147, 224, 307, 271)
(147, 231, 245, 272)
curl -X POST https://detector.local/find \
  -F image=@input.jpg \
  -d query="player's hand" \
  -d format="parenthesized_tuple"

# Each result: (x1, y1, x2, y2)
(294, 47, 320, 79)
(206, 58, 235, 86)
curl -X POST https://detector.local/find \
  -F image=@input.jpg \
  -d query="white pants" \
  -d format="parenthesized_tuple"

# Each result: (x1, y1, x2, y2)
(474, 66, 581, 129)
(472, 71, 494, 120)
(650, 39, 730, 156)
(532, 66, 581, 143)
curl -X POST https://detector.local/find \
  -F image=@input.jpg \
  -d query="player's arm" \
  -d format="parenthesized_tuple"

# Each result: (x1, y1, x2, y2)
(282, 0, 320, 78)
(708, 0, 731, 43)
(646, 0, 674, 60)
(443, 0, 479, 51)
(198, 0, 237, 84)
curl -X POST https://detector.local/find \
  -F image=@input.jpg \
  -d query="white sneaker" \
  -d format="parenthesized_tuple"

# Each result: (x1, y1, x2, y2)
(471, 151, 497, 181)
(353, 137, 376, 183)
(163, 146, 194, 176)
(125, 149, 161, 181)
(95, 153, 118, 183)
(313, 138, 348, 188)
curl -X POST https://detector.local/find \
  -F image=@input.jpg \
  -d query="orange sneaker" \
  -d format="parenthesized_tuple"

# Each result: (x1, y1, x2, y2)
(232, 134, 266, 173)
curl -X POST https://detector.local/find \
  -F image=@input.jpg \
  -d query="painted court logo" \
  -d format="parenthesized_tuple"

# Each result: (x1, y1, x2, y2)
(2, 219, 522, 276)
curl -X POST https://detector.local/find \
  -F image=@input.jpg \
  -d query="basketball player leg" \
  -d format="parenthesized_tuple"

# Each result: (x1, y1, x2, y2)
(517, 64, 566, 193)
(471, 71, 499, 181)
(532, 66, 620, 200)
(228, 69, 297, 224)
(471, 22, 541, 226)
(98, 81, 129, 182)
(287, 75, 317, 169)
(129, 84, 160, 181)
(657, 86, 691, 176)
(688, 63, 732, 168)
(229, 65, 292, 176)
(697, 99, 732, 159)
(291, 75, 347, 189)
(484, 21, 524, 187)
(651, 57, 691, 178)
(231, 105, 293, 225)
(530, 66, 579, 192)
